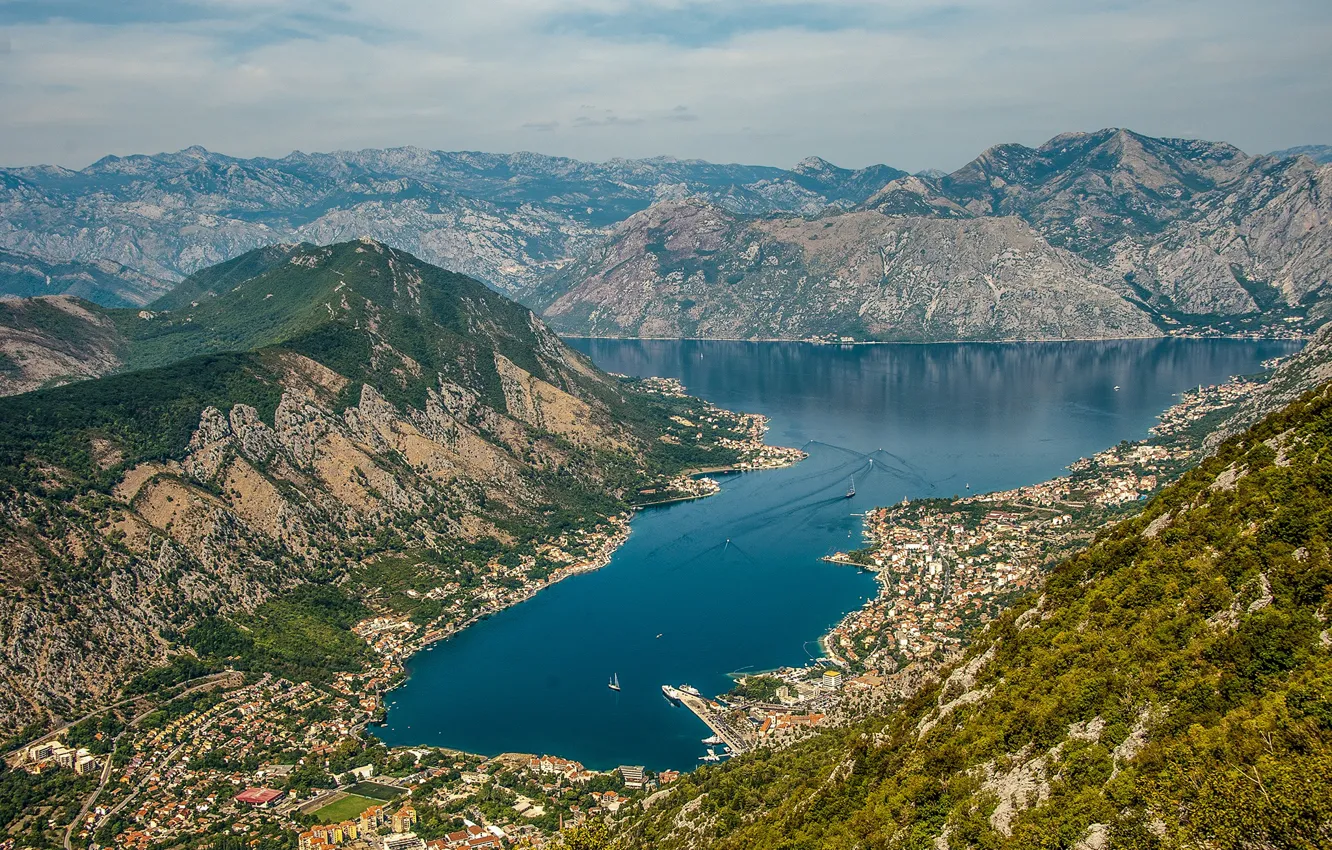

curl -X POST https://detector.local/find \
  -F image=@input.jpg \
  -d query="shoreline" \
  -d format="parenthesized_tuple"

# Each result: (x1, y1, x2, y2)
(805, 366, 1280, 681)
(371, 415, 804, 722)
(561, 331, 1308, 345)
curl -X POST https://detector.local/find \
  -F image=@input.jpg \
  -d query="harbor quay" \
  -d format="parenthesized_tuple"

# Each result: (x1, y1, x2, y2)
(675, 694, 750, 756)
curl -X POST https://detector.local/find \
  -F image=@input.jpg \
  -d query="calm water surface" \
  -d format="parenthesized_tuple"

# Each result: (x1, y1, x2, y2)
(376, 339, 1299, 770)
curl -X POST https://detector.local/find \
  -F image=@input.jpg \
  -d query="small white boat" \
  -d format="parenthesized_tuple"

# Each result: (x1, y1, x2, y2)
(608, 673, 621, 692)
(699, 748, 722, 763)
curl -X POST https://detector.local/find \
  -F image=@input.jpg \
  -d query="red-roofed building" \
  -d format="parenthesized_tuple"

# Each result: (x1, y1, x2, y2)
(233, 787, 285, 807)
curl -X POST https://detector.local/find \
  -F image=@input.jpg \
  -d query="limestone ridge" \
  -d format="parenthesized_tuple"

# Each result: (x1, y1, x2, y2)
(530, 199, 1158, 341)
(0, 239, 709, 735)
(1270, 144, 1332, 164)
(868, 129, 1332, 325)
(0, 147, 905, 295)
(535, 129, 1332, 340)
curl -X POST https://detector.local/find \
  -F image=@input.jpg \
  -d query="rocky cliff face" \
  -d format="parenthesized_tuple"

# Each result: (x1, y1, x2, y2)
(0, 147, 902, 296)
(532, 199, 1158, 341)
(531, 130, 1332, 340)
(0, 240, 721, 735)
(871, 129, 1332, 327)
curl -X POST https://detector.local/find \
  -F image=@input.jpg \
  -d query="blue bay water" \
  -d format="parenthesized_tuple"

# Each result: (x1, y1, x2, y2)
(375, 338, 1299, 771)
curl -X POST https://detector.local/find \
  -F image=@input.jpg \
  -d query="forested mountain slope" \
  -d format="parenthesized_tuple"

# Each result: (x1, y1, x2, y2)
(0, 239, 745, 736)
(615, 382, 1332, 849)
(0, 297, 128, 395)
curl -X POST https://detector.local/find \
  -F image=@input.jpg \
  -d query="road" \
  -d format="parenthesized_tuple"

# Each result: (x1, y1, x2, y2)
(677, 694, 750, 755)
(6, 671, 238, 766)
(59, 672, 242, 850)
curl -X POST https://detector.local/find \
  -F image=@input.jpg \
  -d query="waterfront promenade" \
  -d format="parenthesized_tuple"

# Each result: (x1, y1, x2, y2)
(677, 693, 750, 755)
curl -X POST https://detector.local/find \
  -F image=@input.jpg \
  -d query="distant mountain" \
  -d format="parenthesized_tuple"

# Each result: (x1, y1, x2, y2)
(614, 373, 1332, 850)
(0, 247, 170, 306)
(0, 146, 903, 295)
(5, 131, 1330, 343)
(1270, 144, 1332, 164)
(528, 199, 1158, 341)
(912, 129, 1332, 322)
(534, 129, 1332, 339)
(0, 239, 745, 734)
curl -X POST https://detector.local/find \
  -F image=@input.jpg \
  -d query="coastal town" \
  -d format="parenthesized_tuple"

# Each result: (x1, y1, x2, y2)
(1, 377, 809, 850)
(814, 372, 1270, 679)
(0, 369, 1277, 850)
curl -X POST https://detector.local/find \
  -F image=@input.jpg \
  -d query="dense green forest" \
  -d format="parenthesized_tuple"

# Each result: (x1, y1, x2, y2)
(615, 385, 1332, 850)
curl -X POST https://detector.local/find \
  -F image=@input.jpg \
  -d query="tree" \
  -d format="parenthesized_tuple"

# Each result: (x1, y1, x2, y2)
(559, 821, 609, 850)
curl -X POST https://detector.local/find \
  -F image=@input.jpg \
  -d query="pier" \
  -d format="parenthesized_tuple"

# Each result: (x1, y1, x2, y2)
(677, 693, 750, 756)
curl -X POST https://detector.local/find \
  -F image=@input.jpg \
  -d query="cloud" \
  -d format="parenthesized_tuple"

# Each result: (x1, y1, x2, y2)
(0, 0, 1329, 171)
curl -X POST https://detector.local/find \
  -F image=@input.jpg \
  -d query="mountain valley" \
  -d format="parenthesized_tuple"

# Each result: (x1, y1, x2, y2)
(0, 239, 769, 742)
(1, 133, 1330, 850)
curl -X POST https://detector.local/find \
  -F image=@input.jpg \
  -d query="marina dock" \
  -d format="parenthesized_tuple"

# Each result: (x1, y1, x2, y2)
(677, 693, 750, 756)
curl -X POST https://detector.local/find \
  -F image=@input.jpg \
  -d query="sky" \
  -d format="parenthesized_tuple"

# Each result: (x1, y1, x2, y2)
(1, 0, 1330, 172)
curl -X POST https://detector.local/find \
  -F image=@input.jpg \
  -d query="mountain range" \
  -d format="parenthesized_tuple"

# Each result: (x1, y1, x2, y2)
(0, 147, 901, 298)
(3, 129, 1330, 342)
(0, 240, 742, 736)
(0, 247, 170, 307)
(536, 130, 1332, 340)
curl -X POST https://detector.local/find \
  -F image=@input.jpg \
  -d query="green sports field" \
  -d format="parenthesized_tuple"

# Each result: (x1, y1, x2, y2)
(344, 780, 405, 802)
(310, 793, 379, 823)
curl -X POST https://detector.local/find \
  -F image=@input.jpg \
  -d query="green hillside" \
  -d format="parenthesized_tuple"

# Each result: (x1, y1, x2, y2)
(0, 239, 756, 738)
(616, 385, 1332, 850)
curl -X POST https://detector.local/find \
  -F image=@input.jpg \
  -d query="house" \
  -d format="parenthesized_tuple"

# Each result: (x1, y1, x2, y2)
(591, 791, 626, 813)
(442, 824, 504, 848)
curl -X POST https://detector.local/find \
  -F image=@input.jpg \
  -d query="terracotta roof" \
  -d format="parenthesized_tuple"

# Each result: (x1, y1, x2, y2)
(233, 787, 284, 805)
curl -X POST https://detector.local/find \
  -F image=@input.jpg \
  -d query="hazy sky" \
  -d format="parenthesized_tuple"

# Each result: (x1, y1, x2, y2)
(2, 0, 1330, 171)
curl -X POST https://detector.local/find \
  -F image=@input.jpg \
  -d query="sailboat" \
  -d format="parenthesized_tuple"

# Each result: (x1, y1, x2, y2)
(608, 673, 621, 691)
(845, 476, 856, 499)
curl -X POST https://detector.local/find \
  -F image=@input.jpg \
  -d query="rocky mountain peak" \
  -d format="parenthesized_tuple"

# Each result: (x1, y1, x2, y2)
(793, 155, 843, 176)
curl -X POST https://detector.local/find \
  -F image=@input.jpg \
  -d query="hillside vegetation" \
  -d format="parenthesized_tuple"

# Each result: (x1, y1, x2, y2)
(0, 239, 747, 735)
(615, 382, 1332, 849)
